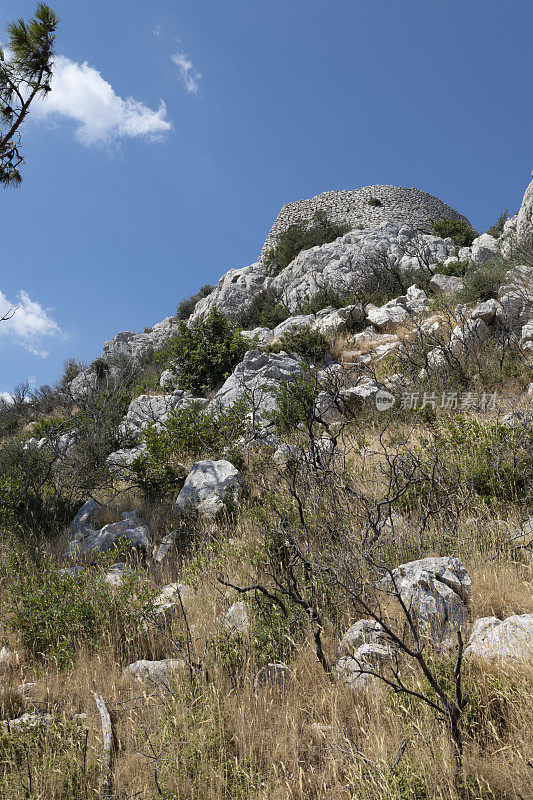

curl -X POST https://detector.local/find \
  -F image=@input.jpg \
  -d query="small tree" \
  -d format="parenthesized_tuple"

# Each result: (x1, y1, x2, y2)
(161, 308, 248, 395)
(486, 209, 510, 238)
(430, 218, 478, 248)
(0, 3, 58, 186)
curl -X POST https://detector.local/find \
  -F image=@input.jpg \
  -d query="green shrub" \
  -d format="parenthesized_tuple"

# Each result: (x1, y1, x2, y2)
(299, 288, 358, 315)
(59, 357, 82, 387)
(435, 259, 469, 277)
(65, 387, 132, 494)
(90, 357, 109, 380)
(2, 552, 155, 667)
(0, 442, 76, 539)
(176, 284, 214, 321)
(437, 417, 532, 504)
(430, 218, 478, 247)
(247, 592, 307, 664)
(267, 326, 329, 361)
(161, 308, 247, 395)
(27, 415, 73, 440)
(486, 209, 510, 238)
(367, 196, 382, 207)
(236, 288, 291, 330)
(264, 210, 349, 274)
(266, 371, 318, 434)
(129, 366, 161, 398)
(131, 400, 250, 501)
(458, 258, 509, 303)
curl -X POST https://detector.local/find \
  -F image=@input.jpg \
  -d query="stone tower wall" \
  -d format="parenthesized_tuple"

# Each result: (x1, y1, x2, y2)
(260, 185, 470, 260)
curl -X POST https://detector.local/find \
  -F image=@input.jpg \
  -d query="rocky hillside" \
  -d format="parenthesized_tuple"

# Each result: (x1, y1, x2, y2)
(0, 176, 531, 800)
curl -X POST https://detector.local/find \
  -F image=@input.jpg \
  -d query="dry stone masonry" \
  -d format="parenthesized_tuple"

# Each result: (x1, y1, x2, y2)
(260, 185, 471, 261)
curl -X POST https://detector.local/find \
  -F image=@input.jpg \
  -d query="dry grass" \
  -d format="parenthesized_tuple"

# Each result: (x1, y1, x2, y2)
(1, 608, 531, 799)
(0, 401, 531, 799)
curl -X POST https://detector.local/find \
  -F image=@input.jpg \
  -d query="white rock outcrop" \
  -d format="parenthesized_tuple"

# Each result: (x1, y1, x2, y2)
(190, 223, 455, 322)
(339, 619, 387, 656)
(208, 349, 305, 417)
(428, 273, 464, 294)
(102, 316, 180, 363)
(189, 262, 270, 326)
(119, 391, 204, 439)
(366, 286, 429, 333)
(153, 530, 180, 563)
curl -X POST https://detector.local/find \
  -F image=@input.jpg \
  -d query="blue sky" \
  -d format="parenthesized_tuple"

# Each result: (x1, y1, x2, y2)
(1, 0, 532, 395)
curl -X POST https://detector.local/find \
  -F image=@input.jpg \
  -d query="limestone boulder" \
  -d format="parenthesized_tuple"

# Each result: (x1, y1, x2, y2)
(106, 446, 147, 474)
(68, 368, 100, 402)
(153, 530, 179, 563)
(160, 368, 179, 390)
(339, 619, 387, 656)
(367, 301, 410, 332)
(241, 327, 274, 346)
(429, 273, 464, 294)
(470, 298, 500, 325)
(464, 615, 533, 662)
(513, 172, 533, 248)
(174, 460, 242, 518)
(272, 315, 316, 339)
(123, 658, 186, 687)
(68, 498, 103, 540)
(386, 557, 471, 647)
(104, 562, 134, 588)
(188, 261, 271, 325)
(3, 713, 53, 730)
(102, 316, 180, 363)
(334, 643, 392, 690)
(520, 321, 533, 352)
(66, 510, 150, 559)
(340, 377, 383, 409)
(471, 233, 500, 266)
(496, 265, 533, 330)
(313, 304, 365, 335)
(449, 318, 490, 355)
(366, 286, 429, 333)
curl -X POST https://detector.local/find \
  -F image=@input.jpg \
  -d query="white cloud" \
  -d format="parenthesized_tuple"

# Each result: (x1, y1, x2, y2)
(33, 55, 172, 147)
(172, 51, 202, 94)
(0, 290, 62, 357)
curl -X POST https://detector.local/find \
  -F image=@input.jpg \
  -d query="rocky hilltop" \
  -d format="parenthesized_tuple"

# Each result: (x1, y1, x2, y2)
(260, 184, 471, 260)
(0, 175, 532, 799)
